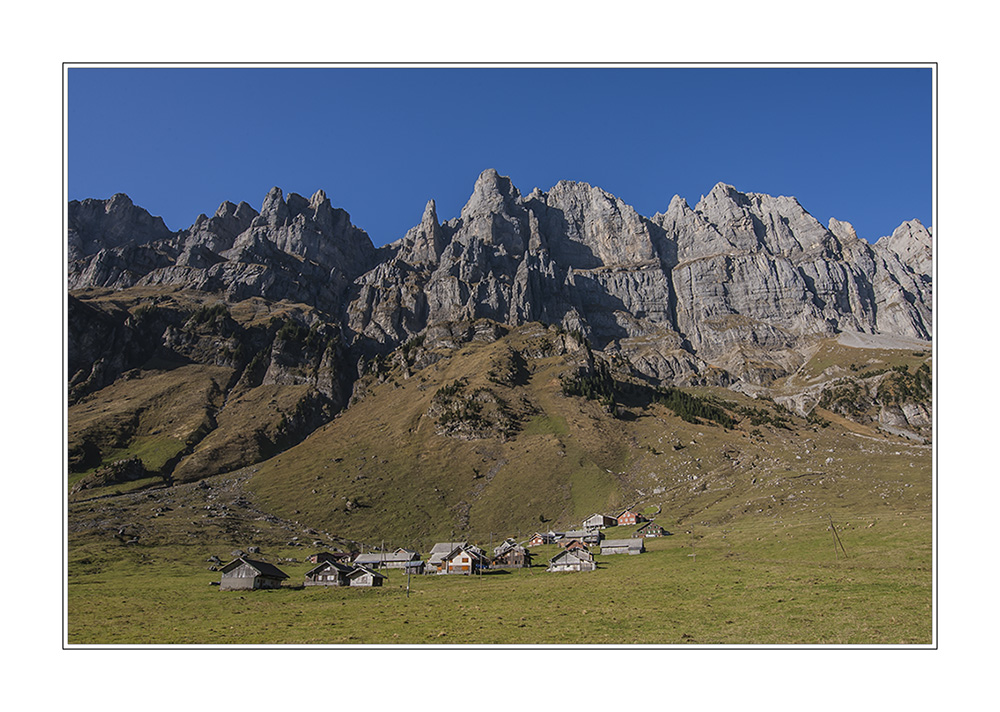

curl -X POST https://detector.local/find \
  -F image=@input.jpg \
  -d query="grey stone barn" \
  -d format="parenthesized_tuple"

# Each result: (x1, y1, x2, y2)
(600, 539, 645, 555)
(303, 560, 354, 587)
(219, 557, 289, 590)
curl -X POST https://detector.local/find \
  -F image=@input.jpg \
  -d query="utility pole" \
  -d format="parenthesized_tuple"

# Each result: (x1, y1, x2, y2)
(828, 514, 848, 559)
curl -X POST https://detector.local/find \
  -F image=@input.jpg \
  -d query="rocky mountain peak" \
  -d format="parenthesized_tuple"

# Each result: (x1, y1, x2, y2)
(106, 192, 135, 210)
(310, 189, 329, 210)
(68, 193, 174, 261)
(397, 198, 445, 265)
(285, 191, 310, 216)
(422, 198, 438, 224)
(256, 186, 289, 226)
(876, 219, 932, 276)
(827, 217, 858, 243)
(214, 200, 238, 219)
(697, 182, 746, 209)
(667, 194, 690, 213)
(461, 168, 522, 220)
(68, 174, 933, 389)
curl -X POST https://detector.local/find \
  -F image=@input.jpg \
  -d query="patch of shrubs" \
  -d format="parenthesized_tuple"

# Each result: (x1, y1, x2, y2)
(735, 404, 792, 430)
(820, 363, 932, 418)
(132, 303, 160, 325)
(431, 379, 521, 440)
(806, 410, 830, 427)
(399, 334, 426, 364)
(187, 302, 230, 327)
(487, 347, 530, 387)
(560, 359, 617, 413)
(818, 379, 871, 417)
(653, 386, 736, 428)
(878, 363, 932, 405)
(560, 359, 736, 427)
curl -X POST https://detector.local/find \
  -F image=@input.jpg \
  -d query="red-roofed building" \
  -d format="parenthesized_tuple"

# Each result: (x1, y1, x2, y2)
(616, 508, 646, 526)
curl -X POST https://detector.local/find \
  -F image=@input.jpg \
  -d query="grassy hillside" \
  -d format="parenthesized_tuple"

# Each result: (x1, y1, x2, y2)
(67, 494, 931, 645)
(67, 318, 932, 645)
(68, 289, 352, 493)
(246, 324, 932, 547)
(246, 323, 634, 548)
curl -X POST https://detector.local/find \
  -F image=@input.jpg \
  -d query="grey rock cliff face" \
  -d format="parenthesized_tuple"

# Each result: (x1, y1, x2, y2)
(344, 171, 931, 383)
(650, 183, 932, 367)
(68, 193, 174, 262)
(68, 170, 932, 387)
(69, 187, 379, 316)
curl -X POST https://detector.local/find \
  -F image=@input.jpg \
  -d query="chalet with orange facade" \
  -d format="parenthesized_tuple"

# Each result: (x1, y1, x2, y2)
(616, 508, 646, 526)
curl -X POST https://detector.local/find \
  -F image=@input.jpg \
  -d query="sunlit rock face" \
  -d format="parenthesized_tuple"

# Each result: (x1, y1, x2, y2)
(68, 170, 932, 386)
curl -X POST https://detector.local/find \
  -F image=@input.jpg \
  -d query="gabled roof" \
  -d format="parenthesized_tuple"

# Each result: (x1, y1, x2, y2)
(444, 545, 488, 563)
(549, 548, 593, 564)
(428, 542, 467, 565)
(354, 551, 418, 565)
(348, 565, 387, 580)
(494, 538, 520, 555)
(430, 542, 467, 554)
(494, 544, 531, 560)
(305, 560, 354, 577)
(220, 557, 289, 579)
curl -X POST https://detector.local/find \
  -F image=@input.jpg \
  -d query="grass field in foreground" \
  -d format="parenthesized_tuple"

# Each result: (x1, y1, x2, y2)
(67, 511, 931, 646)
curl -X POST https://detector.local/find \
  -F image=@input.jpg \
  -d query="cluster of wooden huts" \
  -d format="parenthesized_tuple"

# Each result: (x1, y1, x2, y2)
(537, 508, 669, 571)
(217, 508, 669, 589)
(218, 553, 389, 590)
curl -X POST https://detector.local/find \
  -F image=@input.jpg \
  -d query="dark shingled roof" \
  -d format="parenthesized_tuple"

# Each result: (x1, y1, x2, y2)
(305, 560, 354, 577)
(222, 557, 289, 579)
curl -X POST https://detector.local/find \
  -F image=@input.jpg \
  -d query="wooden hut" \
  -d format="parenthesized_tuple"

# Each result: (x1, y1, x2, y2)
(546, 549, 596, 573)
(558, 538, 589, 553)
(637, 521, 668, 538)
(219, 557, 289, 590)
(354, 549, 420, 570)
(443, 545, 488, 575)
(303, 560, 354, 587)
(427, 542, 467, 573)
(600, 539, 645, 555)
(492, 539, 533, 568)
(347, 565, 387, 587)
(562, 528, 601, 544)
(527, 532, 556, 547)
(583, 513, 617, 530)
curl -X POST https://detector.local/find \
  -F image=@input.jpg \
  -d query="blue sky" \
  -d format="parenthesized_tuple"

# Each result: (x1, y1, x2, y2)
(68, 66, 932, 246)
